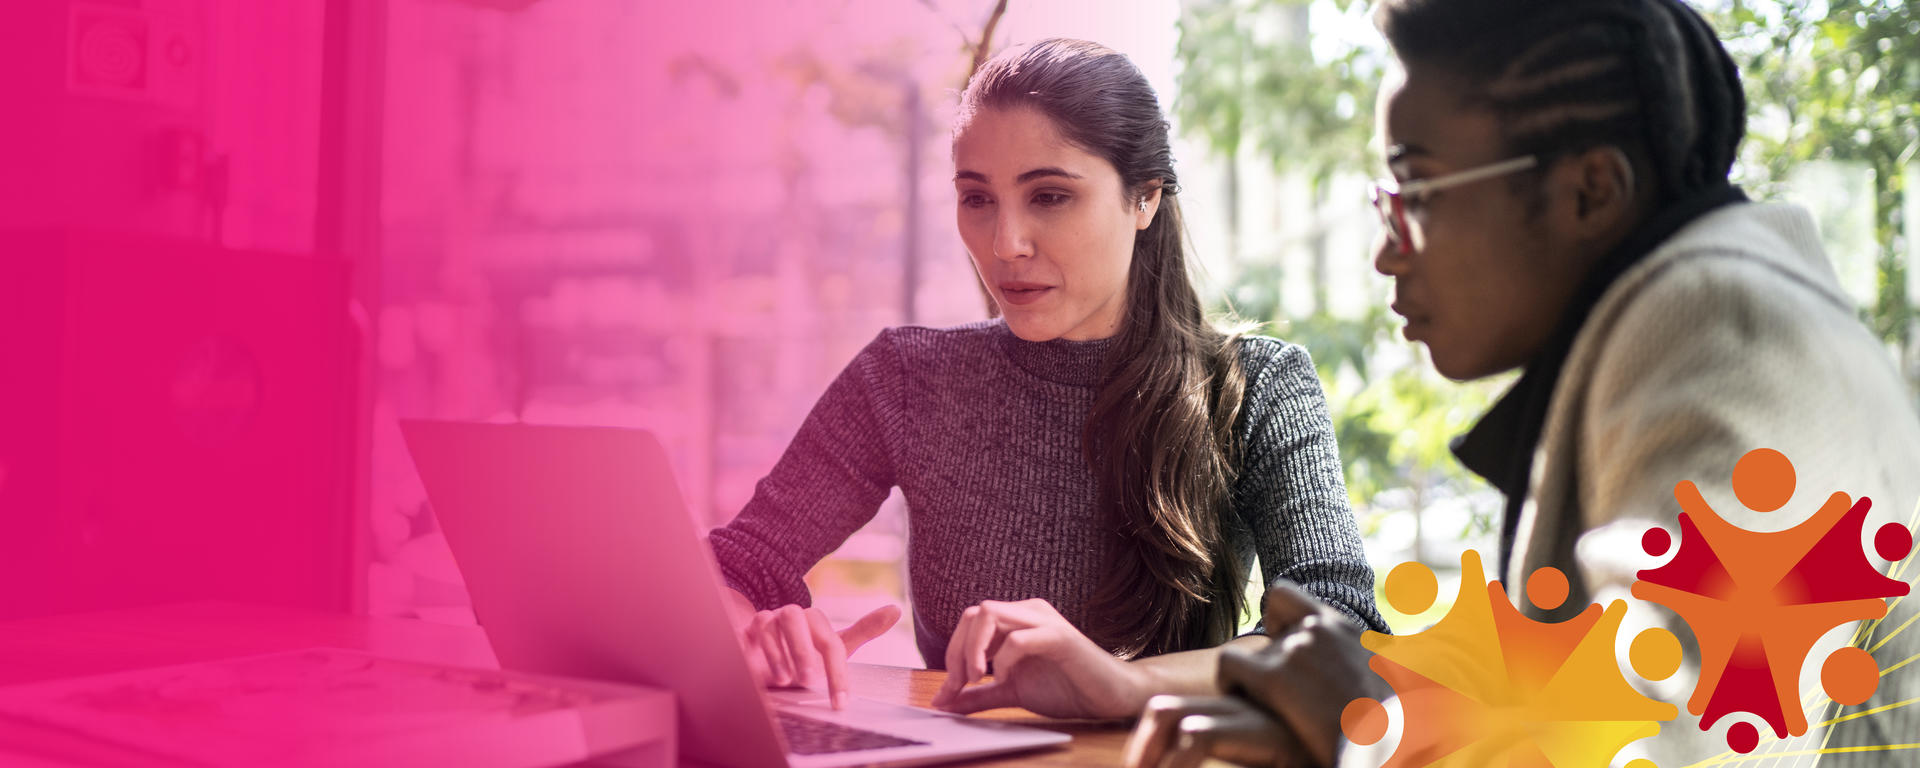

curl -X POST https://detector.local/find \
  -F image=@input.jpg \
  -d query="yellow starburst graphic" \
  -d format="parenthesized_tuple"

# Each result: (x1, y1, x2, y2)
(1341, 550, 1678, 768)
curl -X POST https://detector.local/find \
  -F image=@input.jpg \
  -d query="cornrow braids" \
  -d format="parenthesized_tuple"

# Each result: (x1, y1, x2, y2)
(1376, 0, 1746, 204)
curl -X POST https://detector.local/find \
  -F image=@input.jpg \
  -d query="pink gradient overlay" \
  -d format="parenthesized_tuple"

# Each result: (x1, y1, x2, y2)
(0, 0, 1183, 762)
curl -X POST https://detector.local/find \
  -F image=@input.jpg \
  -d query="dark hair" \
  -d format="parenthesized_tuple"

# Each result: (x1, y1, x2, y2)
(959, 38, 1251, 658)
(1375, 0, 1745, 205)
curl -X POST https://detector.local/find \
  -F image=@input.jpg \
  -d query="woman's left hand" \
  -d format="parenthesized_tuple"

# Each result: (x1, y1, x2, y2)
(929, 598, 1151, 719)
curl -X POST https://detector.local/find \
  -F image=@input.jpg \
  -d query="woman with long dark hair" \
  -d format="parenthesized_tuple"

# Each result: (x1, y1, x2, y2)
(709, 38, 1384, 719)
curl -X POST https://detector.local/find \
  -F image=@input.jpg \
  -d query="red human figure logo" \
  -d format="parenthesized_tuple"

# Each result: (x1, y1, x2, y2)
(1632, 448, 1912, 754)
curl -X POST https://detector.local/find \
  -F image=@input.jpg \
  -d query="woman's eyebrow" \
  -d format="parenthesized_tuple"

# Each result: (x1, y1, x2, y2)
(1015, 167, 1081, 184)
(952, 167, 1084, 184)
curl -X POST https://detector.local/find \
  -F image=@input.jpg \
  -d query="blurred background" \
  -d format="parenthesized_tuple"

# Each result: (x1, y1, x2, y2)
(1, 0, 1914, 666)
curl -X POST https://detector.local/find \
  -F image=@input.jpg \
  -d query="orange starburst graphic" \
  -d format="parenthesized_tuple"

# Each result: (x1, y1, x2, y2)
(1340, 550, 1678, 767)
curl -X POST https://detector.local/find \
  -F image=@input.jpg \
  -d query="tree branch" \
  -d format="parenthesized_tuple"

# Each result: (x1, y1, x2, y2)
(966, 0, 1010, 87)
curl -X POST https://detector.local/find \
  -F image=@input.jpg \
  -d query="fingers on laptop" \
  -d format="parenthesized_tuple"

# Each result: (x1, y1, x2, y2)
(956, 604, 1003, 688)
(745, 604, 901, 709)
(777, 605, 825, 688)
(739, 619, 772, 684)
(753, 606, 822, 689)
(804, 607, 852, 709)
(933, 599, 1056, 707)
(749, 610, 796, 686)
(933, 674, 1022, 713)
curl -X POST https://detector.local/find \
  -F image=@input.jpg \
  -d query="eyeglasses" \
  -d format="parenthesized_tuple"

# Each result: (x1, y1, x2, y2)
(1369, 155, 1539, 254)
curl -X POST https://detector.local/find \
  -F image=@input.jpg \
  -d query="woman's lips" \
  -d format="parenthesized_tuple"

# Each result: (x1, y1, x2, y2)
(999, 282, 1055, 306)
(1391, 303, 1429, 341)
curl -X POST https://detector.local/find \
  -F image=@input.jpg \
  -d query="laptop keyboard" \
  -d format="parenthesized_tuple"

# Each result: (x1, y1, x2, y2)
(776, 711, 929, 755)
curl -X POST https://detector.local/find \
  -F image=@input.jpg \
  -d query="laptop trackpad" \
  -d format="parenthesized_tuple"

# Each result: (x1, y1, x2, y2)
(766, 688, 947, 721)
(768, 691, 933, 714)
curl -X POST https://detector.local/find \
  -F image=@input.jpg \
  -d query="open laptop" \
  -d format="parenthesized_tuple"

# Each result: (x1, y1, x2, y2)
(399, 420, 1071, 768)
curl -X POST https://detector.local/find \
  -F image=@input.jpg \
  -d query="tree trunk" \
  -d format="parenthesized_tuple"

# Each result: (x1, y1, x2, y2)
(1309, 178, 1330, 316)
(1411, 473, 1427, 566)
(1872, 155, 1914, 394)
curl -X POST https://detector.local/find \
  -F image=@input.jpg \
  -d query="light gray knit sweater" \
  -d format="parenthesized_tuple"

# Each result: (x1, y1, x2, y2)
(709, 319, 1384, 667)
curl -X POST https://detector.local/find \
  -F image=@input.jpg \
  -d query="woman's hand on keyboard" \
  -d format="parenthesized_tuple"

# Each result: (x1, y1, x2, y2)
(724, 589, 902, 710)
(929, 598, 1149, 719)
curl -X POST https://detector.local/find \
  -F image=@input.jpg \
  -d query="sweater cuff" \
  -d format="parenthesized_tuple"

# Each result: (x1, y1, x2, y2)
(708, 530, 813, 611)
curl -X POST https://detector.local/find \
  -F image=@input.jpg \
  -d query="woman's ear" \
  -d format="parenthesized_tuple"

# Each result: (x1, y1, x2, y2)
(1134, 184, 1164, 230)
(1562, 146, 1639, 241)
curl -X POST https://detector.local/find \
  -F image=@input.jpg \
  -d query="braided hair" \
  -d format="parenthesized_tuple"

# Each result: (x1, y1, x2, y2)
(1376, 1, 1753, 592)
(1374, 0, 1746, 204)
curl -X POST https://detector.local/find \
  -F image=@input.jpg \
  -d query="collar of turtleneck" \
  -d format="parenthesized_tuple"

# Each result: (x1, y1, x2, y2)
(993, 318, 1116, 388)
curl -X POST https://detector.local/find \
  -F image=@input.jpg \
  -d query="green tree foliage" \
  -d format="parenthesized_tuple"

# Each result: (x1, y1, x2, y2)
(1177, 0, 1380, 186)
(1179, 0, 1501, 551)
(1712, 0, 1919, 360)
(1177, 1, 1920, 544)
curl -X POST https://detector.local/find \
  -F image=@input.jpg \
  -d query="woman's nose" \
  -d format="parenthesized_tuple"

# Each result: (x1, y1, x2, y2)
(993, 211, 1032, 261)
(1373, 233, 1408, 277)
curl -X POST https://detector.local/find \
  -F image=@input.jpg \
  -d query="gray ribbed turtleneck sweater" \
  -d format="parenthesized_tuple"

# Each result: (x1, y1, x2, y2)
(709, 319, 1384, 667)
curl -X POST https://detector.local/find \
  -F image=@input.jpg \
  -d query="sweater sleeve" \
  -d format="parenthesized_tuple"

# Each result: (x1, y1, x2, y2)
(707, 331, 903, 611)
(1235, 340, 1388, 634)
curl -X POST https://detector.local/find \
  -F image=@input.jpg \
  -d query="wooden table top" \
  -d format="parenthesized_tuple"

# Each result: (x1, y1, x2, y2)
(0, 602, 1134, 768)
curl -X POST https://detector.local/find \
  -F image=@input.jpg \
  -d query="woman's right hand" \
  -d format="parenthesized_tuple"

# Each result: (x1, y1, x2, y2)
(724, 589, 902, 710)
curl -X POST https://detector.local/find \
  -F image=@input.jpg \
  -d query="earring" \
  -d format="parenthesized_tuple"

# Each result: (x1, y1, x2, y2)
(1137, 200, 1148, 213)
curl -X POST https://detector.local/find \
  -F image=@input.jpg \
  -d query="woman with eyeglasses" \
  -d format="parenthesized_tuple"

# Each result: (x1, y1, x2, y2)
(707, 38, 1385, 720)
(1129, 0, 1920, 765)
